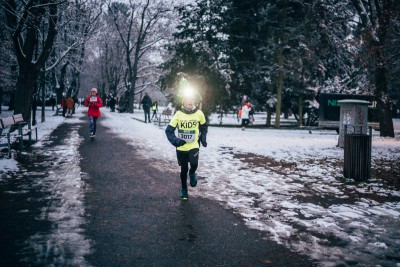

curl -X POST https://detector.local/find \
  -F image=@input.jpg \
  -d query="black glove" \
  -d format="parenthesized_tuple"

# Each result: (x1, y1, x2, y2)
(201, 141, 207, 147)
(177, 139, 186, 147)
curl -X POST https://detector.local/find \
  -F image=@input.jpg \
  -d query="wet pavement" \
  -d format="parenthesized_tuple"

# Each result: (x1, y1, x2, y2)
(0, 115, 315, 266)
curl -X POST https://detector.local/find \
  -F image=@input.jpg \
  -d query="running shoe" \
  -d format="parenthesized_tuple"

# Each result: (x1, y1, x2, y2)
(189, 172, 197, 187)
(180, 188, 188, 200)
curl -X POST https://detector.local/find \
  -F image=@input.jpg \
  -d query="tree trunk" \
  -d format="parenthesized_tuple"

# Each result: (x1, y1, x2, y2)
(266, 107, 272, 126)
(75, 40, 86, 98)
(55, 63, 68, 115)
(275, 47, 284, 128)
(375, 66, 394, 137)
(41, 70, 46, 123)
(128, 44, 141, 113)
(14, 66, 37, 120)
(0, 87, 2, 114)
(8, 92, 15, 110)
(32, 94, 38, 126)
(59, 63, 68, 100)
(68, 77, 76, 97)
(298, 95, 303, 127)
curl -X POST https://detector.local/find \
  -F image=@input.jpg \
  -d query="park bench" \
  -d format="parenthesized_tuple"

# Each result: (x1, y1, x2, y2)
(13, 114, 38, 145)
(0, 114, 38, 157)
(0, 117, 15, 157)
(158, 109, 172, 126)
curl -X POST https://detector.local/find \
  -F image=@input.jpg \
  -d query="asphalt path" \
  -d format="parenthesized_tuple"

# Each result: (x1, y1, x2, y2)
(78, 113, 315, 267)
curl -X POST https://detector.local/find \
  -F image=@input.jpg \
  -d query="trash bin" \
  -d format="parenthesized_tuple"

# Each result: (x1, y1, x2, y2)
(343, 132, 372, 181)
(338, 100, 369, 148)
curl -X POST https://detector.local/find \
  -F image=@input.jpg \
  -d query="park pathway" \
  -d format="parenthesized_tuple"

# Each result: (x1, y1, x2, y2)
(78, 113, 314, 266)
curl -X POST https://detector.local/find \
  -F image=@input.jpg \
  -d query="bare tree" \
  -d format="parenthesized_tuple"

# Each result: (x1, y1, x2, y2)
(2, 0, 102, 121)
(49, 0, 102, 104)
(3, 0, 59, 120)
(96, 14, 125, 98)
(108, 0, 171, 113)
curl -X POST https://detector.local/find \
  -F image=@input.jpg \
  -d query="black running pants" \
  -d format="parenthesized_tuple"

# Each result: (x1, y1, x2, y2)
(176, 148, 199, 189)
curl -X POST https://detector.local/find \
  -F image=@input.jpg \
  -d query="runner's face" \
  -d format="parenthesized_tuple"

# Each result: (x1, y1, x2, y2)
(183, 97, 195, 109)
(91, 91, 96, 96)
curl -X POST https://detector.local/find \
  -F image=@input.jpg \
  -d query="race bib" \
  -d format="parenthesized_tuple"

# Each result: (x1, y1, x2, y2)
(90, 96, 97, 102)
(178, 130, 196, 142)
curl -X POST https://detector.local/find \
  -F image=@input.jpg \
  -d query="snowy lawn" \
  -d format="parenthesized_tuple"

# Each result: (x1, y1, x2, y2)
(104, 108, 400, 267)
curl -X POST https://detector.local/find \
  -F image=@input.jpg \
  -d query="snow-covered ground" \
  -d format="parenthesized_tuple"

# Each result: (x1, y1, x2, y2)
(1, 107, 91, 265)
(1, 106, 399, 266)
(105, 108, 400, 267)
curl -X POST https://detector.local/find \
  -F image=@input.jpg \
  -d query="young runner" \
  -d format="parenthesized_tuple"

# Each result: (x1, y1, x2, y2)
(165, 91, 208, 200)
(151, 100, 158, 120)
(84, 88, 103, 139)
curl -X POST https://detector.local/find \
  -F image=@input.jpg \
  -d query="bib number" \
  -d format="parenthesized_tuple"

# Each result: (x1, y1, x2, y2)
(90, 96, 97, 102)
(178, 130, 196, 142)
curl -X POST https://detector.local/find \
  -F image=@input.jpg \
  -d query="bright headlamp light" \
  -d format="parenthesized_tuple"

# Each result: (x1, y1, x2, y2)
(182, 85, 196, 100)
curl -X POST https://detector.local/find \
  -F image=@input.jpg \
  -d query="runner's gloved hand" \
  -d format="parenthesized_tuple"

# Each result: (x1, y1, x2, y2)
(201, 141, 207, 147)
(177, 139, 186, 147)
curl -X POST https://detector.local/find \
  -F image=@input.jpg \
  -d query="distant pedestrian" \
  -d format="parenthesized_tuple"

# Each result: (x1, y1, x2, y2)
(241, 102, 251, 130)
(151, 100, 158, 120)
(249, 103, 255, 125)
(109, 97, 116, 112)
(141, 92, 152, 123)
(72, 95, 79, 113)
(84, 88, 103, 139)
(61, 97, 67, 117)
(50, 96, 56, 111)
(66, 96, 75, 117)
(165, 91, 208, 200)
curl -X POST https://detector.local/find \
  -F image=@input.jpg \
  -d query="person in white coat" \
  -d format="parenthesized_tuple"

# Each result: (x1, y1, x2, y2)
(241, 102, 251, 130)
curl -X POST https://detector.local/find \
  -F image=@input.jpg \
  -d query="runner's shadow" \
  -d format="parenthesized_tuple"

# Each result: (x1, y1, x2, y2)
(178, 201, 198, 244)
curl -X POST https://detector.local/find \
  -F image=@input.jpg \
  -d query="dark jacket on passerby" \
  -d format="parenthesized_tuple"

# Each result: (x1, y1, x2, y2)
(109, 97, 116, 112)
(141, 95, 152, 111)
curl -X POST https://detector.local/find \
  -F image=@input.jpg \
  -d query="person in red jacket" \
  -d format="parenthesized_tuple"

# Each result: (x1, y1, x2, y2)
(84, 88, 103, 138)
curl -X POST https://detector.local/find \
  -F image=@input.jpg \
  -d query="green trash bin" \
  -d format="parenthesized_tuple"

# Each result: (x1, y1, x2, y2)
(343, 133, 372, 181)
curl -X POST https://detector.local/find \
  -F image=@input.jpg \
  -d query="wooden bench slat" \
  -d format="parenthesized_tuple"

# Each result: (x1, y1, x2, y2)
(1, 117, 15, 128)
(162, 110, 172, 116)
(13, 114, 24, 123)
